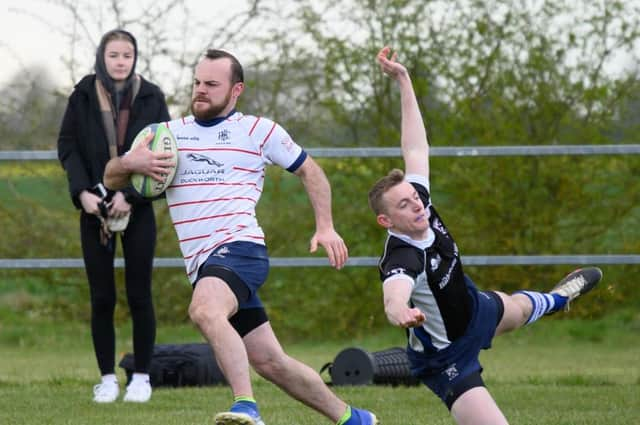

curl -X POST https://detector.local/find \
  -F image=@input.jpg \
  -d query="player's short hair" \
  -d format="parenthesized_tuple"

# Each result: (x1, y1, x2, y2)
(368, 168, 405, 215)
(203, 49, 244, 84)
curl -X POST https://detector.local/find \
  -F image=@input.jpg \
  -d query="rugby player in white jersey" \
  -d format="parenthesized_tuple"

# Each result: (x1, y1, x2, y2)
(104, 49, 377, 425)
(369, 46, 602, 425)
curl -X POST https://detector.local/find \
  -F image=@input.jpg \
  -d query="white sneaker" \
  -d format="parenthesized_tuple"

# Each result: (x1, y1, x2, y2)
(123, 379, 152, 403)
(93, 380, 119, 403)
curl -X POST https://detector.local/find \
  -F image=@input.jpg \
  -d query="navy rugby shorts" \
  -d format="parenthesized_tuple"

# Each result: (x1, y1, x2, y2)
(407, 276, 504, 409)
(196, 241, 269, 310)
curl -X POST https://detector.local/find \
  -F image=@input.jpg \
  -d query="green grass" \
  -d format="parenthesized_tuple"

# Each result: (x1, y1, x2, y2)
(1, 316, 638, 424)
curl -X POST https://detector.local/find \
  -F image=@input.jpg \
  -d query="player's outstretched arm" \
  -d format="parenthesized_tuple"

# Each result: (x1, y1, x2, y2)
(293, 156, 348, 270)
(377, 46, 429, 179)
(383, 278, 426, 328)
(104, 132, 174, 190)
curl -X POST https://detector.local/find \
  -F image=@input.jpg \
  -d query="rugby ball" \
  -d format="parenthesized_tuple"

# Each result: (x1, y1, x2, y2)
(129, 123, 178, 198)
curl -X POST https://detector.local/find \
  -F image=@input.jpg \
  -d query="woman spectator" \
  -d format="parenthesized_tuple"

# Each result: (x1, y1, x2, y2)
(57, 29, 170, 403)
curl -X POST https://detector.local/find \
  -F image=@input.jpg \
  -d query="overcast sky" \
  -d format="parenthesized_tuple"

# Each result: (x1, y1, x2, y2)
(1, 0, 69, 85)
(1, 0, 253, 88)
(2, 0, 639, 90)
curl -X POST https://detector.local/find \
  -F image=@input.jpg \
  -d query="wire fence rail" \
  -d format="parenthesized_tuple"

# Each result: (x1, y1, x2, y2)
(2, 145, 638, 269)
(1, 255, 639, 270)
(2, 144, 640, 161)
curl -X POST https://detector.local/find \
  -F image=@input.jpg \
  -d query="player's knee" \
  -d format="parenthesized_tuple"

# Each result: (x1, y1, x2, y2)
(188, 301, 221, 327)
(250, 349, 288, 379)
(509, 293, 533, 323)
(188, 302, 202, 325)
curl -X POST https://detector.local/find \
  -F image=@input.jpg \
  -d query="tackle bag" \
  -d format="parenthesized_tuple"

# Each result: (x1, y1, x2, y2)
(119, 343, 227, 387)
(320, 346, 419, 386)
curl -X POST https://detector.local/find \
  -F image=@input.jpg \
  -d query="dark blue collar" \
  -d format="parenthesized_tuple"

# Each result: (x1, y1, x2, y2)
(194, 109, 236, 127)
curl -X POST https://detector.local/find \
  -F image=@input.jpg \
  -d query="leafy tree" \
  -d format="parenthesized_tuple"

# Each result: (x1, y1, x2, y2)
(249, 0, 640, 146)
(0, 67, 65, 149)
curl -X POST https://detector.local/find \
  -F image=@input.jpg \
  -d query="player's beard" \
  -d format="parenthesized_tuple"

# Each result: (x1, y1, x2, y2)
(191, 89, 232, 121)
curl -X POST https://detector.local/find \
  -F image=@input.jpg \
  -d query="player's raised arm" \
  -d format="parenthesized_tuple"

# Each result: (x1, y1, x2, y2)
(377, 46, 429, 179)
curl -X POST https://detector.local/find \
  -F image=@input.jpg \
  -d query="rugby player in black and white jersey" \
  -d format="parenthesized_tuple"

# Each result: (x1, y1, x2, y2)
(369, 46, 602, 425)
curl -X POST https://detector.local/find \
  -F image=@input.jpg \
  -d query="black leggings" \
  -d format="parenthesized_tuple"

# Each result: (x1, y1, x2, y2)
(80, 203, 156, 375)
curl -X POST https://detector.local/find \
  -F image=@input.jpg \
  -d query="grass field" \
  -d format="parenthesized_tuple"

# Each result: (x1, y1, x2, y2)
(1, 314, 638, 425)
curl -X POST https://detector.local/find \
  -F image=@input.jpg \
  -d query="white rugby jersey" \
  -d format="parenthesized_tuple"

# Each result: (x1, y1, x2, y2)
(163, 111, 305, 283)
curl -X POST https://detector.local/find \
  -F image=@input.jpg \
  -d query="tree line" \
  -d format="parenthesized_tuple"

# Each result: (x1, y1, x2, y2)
(1, 0, 639, 337)
(2, 0, 639, 150)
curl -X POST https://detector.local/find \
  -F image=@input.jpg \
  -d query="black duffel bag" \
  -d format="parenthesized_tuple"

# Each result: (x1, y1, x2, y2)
(119, 343, 227, 387)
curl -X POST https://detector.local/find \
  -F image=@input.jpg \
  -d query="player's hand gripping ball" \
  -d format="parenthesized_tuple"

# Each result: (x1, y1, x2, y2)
(129, 124, 178, 198)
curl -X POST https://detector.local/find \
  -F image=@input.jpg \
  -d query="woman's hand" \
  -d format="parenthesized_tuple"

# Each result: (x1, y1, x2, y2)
(107, 191, 132, 218)
(79, 190, 103, 216)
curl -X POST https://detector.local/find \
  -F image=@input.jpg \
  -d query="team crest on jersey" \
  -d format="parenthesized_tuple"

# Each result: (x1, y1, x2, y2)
(429, 253, 441, 272)
(217, 129, 231, 142)
(443, 364, 459, 381)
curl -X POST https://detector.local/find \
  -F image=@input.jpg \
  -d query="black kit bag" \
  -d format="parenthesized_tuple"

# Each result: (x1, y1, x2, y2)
(119, 343, 227, 387)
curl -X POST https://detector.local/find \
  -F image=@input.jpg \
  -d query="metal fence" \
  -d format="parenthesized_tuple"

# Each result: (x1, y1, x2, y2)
(3, 144, 640, 161)
(2, 145, 639, 269)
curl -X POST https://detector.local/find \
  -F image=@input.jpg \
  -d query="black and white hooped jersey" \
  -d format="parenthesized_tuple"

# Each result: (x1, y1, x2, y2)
(163, 111, 306, 283)
(378, 175, 473, 353)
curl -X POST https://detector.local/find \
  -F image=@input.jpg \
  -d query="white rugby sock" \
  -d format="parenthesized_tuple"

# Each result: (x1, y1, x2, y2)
(515, 291, 556, 324)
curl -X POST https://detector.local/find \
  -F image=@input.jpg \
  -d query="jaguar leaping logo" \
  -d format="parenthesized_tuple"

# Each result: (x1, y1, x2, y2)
(187, 153, 224, 167)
